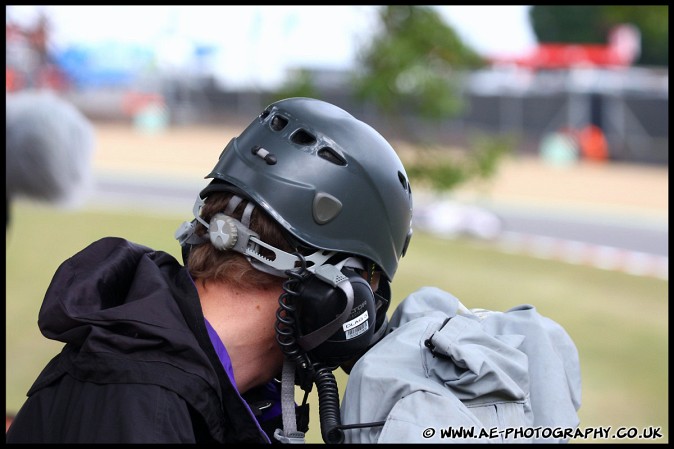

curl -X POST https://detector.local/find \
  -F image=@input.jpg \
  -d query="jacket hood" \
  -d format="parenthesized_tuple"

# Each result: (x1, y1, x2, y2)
(39, 237, 199, 362)
(28, 237, 268, 443)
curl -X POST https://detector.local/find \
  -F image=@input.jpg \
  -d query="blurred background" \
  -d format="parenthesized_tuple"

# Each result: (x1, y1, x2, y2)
(6, 5, 668, 443)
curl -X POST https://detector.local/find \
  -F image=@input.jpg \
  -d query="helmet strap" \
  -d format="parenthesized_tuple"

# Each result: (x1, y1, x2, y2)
(273, 359, 306, 444)
(176, 194, 337, 276)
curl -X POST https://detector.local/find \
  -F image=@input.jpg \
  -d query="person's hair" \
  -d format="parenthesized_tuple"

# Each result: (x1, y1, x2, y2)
(187, 191, 296, 290)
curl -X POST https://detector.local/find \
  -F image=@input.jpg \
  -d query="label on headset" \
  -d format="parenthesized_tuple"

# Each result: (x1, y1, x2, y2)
(343, 311, 369, 340)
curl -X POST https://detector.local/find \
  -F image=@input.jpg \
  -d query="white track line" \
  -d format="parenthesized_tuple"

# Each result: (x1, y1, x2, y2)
(496, 231, 668, 280)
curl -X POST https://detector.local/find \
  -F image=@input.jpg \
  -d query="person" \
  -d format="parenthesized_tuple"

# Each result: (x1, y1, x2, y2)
(6, 89, 96, 229)
(5, 97, 414, 443)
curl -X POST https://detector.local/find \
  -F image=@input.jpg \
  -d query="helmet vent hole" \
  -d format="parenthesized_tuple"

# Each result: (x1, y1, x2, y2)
(398, 171, 408, 190)
(270, 115, 288, 131)
(318, 147, 347, 166)
(260, 109, 271, 120)
(291, 129, 317, 146)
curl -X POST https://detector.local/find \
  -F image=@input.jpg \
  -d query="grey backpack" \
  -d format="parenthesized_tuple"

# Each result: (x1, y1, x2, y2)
(340, 286, 581, 443)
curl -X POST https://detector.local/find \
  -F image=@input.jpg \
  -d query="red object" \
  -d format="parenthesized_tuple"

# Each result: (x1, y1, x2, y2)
(489, 25, 641, 70)
(121, 91, 166, 116)
(6, 68, 22, 92)
(579, 125, 609, 162)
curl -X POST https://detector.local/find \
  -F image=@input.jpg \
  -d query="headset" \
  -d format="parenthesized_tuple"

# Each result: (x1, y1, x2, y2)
(175, 193, 391, 368)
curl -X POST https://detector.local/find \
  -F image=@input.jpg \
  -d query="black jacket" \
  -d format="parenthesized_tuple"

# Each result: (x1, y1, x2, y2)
(6, 237, 274, 443)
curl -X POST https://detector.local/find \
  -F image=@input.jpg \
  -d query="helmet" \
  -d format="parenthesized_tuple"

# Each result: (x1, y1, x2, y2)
(201, 97, 413, 281)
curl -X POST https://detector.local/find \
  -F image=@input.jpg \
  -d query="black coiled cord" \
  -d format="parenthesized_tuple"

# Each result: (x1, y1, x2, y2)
(273, 253, 383, 444)
(275, 253, 310, 366)
(315, 364, 386, 443)
(275, 254, 314, 393)
(314, 365, 344, 444)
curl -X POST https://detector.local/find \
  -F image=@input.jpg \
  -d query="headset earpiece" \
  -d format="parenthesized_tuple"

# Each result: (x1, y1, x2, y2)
(209, 213, 239, 250)
(293, 267, 377, 366)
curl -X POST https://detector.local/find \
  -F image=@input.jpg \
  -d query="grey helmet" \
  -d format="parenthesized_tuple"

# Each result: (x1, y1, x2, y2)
(200, 97, 413, 281)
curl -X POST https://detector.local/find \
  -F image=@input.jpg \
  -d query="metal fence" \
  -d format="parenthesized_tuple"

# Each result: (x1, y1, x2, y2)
(65, 66, 668, 166)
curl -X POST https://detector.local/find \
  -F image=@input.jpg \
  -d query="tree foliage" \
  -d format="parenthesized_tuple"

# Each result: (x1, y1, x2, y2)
(352, 5, 485, 122)
(272, 5, 513, 194)
(350, 6, 513, 193)
(529, 5, 668, 67)
(402, 133, 516, 193)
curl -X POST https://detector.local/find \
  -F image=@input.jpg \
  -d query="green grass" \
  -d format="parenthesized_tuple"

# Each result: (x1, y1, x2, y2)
(6, 201, 668, 443)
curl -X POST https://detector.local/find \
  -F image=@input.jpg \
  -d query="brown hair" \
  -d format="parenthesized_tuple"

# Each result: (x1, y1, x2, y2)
(187, 191, 295, 290)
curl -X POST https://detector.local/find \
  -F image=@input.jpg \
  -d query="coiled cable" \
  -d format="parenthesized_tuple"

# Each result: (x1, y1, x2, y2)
(275, 253, 308, 364)
(274, 252, 383, 444)
(314, 364, 344, 444)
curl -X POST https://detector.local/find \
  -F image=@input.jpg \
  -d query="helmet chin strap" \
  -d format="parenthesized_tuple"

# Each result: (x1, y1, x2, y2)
(274, 359, 306, 444)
